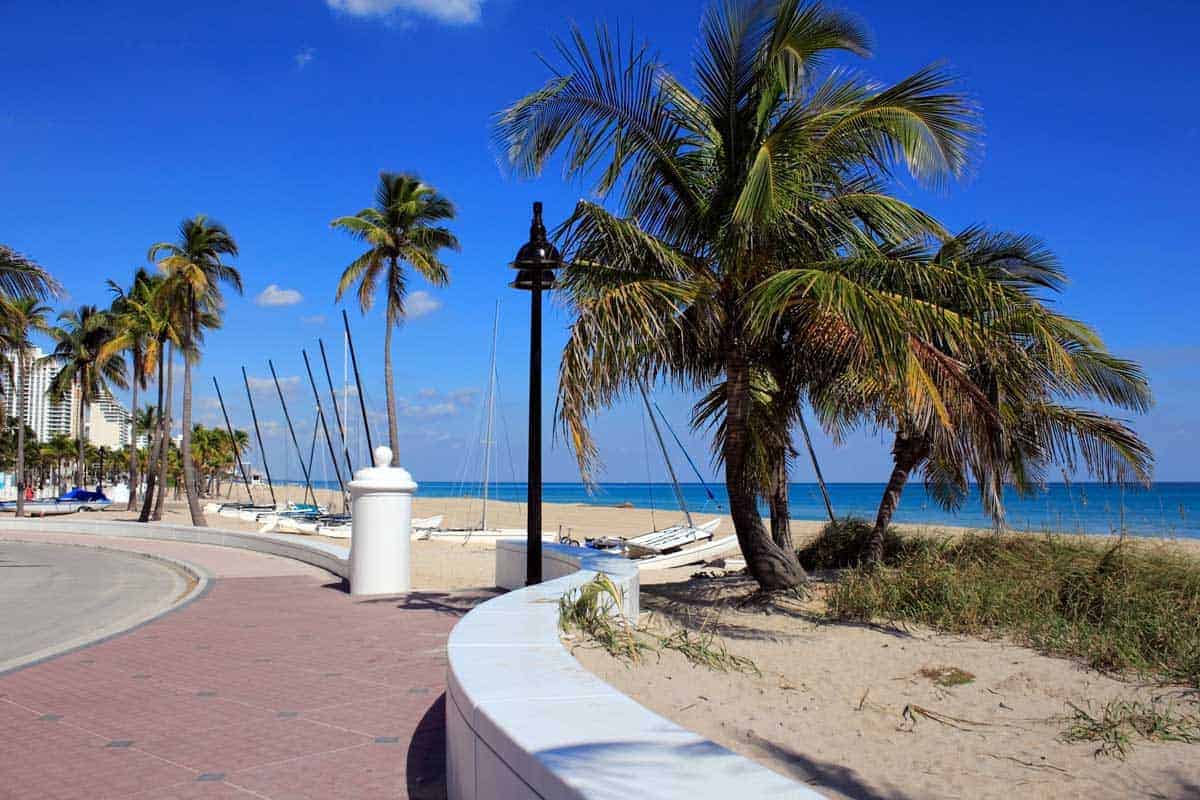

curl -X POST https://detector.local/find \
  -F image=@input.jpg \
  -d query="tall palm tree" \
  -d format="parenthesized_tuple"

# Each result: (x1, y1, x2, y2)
(0, 246, 59, 507)
(149, 216, 241, 526)
(330, 173, 459, 465)
(495, 0, 978, 589)
(2, 298, 53, 516)
(106, 269, 156, 509)
(48, 305, 128, 488)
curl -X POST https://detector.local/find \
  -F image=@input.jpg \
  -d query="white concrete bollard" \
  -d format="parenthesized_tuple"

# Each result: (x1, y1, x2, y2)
(349, 445, 417, 597)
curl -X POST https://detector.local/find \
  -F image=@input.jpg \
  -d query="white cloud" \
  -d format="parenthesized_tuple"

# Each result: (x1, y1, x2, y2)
(405, 290, 441, 319)
(326, 0, 482, 24)
(400, 401, 458, 418)
(295, 47, 315, 69)
(447, 388, 479, 405)
(397, 387, 477, 418)
(255, 284, 304, 307)
(300, 314, 326, 325)
(246, 375, 301, 394)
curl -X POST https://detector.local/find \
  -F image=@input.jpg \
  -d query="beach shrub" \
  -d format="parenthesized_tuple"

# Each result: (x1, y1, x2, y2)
(797, 516, 910, 569)
(827, 532, 1200, 686)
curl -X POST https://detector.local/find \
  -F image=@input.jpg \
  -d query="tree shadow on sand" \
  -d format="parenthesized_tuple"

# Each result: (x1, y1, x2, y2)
(641, 575, 915, 644)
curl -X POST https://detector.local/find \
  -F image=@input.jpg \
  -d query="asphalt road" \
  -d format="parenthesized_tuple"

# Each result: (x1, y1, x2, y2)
(0, 540, 192, 672)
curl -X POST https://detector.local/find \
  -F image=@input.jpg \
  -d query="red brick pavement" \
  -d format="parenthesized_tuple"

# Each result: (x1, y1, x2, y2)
(0, 550, 491, 800)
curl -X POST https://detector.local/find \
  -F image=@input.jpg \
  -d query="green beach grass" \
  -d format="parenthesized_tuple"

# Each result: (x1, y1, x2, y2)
(801, 519, 1200, 686)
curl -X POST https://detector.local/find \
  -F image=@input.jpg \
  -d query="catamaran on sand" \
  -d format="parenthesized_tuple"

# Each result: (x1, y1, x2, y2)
(582, 381, 736, 571)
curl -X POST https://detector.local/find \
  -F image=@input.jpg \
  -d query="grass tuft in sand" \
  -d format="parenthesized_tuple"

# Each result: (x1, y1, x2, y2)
(560, 574, 758, 674)
(812, 520, 1200, 685)
(1061, 697, 1200, 759)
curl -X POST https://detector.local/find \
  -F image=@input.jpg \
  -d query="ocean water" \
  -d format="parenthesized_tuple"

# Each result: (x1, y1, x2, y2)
(298, 479, 1200, 539)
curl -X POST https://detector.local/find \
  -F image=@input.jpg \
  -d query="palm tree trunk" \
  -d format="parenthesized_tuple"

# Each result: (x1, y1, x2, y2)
(127, 370, 139, 510)
(180, 293, 206, 526)
(140, 348, 165, 522)
(767, 447, 793, 552)
(15, 352, 27, 517)
(75, 385, 86, 488)
(725, 350, 805, 591)
(153, 345, 173, 521)
(862, 429, 931, 566)
(798, 410, 836, 524)
(384, 318, 400, 466)
(181, 352, 206, 525)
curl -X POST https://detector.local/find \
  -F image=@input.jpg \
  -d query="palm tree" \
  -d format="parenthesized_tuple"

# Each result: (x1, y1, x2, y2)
(495, 1, 978, 589)
(0, 245, 62, 300)
(791, 229, 1154, 563)
(149, 216, 242, 526)
(48, 305, 128, 488)
(330, 173, 459, 465)
(44, 434, 74, 495)
(106, 269, 157, 509)
(2, 298, 53, 516)
(133, 404, 155, 452)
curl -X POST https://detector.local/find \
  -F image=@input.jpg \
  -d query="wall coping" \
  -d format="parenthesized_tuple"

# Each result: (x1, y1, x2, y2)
(0, 517, 349, 579)
(446, 539, 822, 800)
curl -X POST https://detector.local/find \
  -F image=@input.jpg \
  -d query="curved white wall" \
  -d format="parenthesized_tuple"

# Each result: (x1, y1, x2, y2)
(447, 540, 822, 800)
(0, 518, 349, 578)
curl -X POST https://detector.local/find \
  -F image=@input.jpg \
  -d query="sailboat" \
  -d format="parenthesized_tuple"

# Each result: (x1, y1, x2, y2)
(585, 381, 737, 571)
(422, 302, 550, 543)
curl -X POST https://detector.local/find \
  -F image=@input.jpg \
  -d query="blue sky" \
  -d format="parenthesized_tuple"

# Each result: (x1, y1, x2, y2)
(2, 0, 1198, 484)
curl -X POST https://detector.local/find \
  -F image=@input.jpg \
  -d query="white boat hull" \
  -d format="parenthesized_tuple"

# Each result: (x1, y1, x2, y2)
(635, 535, 739, 571)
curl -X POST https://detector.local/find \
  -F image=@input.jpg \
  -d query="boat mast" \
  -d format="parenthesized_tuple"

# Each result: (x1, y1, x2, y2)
(319, 339, 353, 476)
(303, 349, 347, 509)
(269, 359, 315, 505)
(637, 379, 692, 528)
(242, 366, 277, 507)
(480, 301, 499, 531)
(342, 310, 375, 455)
(213, 377, 255, 504)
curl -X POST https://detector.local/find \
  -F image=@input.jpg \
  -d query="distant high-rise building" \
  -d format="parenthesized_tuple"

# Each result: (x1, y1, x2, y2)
(87, 392, 131, 449)
(1, 346, 130, 447)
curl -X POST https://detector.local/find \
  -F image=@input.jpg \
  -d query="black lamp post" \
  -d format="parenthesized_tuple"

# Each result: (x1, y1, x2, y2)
(510, 201, 563, 586)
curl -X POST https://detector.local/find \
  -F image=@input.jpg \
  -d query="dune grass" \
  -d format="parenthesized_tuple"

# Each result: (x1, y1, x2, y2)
(559, 574, 758, 674)
(803, 520, 1200, 686)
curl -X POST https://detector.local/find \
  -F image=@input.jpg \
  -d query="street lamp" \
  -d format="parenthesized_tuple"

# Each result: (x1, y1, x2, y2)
(510, 201, 563, 586)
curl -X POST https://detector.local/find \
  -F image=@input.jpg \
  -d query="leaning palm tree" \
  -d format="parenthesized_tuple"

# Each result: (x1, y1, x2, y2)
(792, 229, 1154, 563)
(330, 172, 459, 465)
(149, 216, 242, 526)
(47, 305, 128, 487)
(495, 0, 979, 590)
(2, 298, 53, 515)
(106, 269, 157, 509)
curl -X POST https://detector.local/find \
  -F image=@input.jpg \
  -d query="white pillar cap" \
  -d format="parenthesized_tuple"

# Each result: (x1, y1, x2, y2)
(348, 446, 417, 493)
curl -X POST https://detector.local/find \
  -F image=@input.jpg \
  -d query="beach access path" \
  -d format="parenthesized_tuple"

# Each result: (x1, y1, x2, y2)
(0, 529, 492, 800)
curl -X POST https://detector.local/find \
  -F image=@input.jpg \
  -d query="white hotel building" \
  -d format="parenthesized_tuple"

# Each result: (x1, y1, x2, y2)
(1, 347, 131, 449)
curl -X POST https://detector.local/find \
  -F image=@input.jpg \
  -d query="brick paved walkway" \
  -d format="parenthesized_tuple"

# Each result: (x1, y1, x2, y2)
(0, 532, 491, 800)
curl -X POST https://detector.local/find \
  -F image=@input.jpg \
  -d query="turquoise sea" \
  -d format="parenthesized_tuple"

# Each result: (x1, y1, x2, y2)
(300, 479, 1200, 539)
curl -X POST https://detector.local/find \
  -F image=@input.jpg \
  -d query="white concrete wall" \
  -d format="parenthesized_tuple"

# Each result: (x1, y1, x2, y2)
(447, 540, 822, 800)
